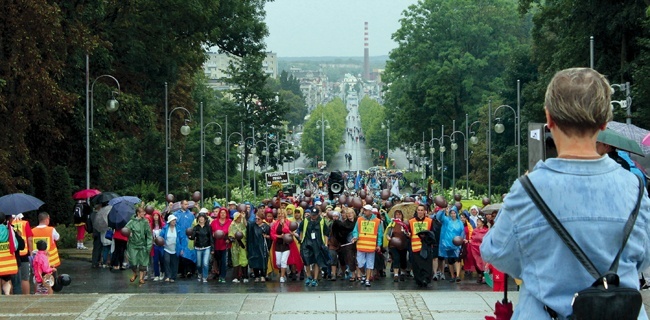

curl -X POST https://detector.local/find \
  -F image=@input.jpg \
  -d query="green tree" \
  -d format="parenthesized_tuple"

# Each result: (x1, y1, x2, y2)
(48, 166, 73, 226)
(31, 162, 51, 210)
(300, 99, 347, 163)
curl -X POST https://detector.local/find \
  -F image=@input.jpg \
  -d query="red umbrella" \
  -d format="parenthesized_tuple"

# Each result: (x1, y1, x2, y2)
(485, 274, 513, 320)
(73, 189, 101, 200)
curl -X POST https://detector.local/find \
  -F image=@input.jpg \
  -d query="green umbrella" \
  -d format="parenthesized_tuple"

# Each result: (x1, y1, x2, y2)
(597, 128, 644, 156)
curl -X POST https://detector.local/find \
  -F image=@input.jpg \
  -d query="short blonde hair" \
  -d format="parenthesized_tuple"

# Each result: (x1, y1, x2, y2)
(545, 68, 612, 137)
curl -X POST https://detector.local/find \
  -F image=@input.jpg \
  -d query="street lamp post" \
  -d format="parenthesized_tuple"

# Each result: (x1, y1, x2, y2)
(200, 102, 223, 206)
(611, 82, 632, 124)
(165, 86, 192, 196)
(86, 55, 120, 189)
(467, 114, 482, 199)
(316, 113, 330, 165)
(381, 120, 390, 168)
(450, 120, 467, 197)
(489, 80, 521, 197)
(438, 126, 450, 191)
(225, 125, 246, 202)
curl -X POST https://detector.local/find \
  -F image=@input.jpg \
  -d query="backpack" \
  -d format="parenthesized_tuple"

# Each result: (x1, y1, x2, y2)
(73, 203, 85, 224)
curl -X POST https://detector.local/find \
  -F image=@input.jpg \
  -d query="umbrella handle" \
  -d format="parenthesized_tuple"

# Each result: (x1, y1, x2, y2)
(502, 274, 508, 303)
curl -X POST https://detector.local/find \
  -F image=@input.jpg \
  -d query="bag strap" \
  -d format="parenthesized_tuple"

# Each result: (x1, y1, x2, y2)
(519, 175, 644, 279)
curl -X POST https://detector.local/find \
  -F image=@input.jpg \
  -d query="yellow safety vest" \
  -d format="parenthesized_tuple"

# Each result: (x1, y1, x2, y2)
(357, 218, 380, 253)
(0, 239, 17, 276)
(409, 217, 432, 253)
(11, 220, 29, 257)
(31, 226, 60, 267)
(300, 218, 326, 243)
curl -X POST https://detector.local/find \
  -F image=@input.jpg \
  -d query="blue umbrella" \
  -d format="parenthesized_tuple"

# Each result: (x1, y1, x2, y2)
(107, 201, 135, 230)
(0, 193, 45, 215)
(108, 196, 141, 206)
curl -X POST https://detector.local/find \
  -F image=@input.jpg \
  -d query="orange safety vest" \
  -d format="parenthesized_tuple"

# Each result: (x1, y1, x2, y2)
(356, 217, 380, 253)
(12, 220, 30, 257)
(0, 237, 17, 276)
(409, 217, 432, 253)
(31, 226, 60, 267)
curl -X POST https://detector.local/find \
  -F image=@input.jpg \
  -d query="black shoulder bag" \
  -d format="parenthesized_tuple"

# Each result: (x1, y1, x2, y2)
(519, 175, 644, 320)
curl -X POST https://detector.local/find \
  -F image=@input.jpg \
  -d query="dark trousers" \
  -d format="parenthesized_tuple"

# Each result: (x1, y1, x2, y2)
(111, 239, 127, 268)
(91, 232, 102, 266)
(179, 257, 195, 276)
(164, 252, 179, 280)
(214, 250, 228, 280)
(390, 247, 408, 271)
(152, 246, 164, 276)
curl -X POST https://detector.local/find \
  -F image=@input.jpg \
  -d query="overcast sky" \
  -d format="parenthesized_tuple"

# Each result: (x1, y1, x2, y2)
(263, 0, 419, 57)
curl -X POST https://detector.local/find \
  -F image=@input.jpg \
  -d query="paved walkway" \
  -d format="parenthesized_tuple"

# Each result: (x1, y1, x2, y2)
(0, 291, 517, 320)
(329, 105, 372, 171)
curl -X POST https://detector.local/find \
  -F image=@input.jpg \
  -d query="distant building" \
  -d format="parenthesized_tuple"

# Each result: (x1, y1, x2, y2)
(203, 52, 278, 90)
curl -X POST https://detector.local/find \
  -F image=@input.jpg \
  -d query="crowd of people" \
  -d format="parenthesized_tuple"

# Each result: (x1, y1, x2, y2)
(85, 194, 501, 289)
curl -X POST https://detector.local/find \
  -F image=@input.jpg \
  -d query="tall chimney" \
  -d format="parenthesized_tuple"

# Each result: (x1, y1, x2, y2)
(364, 22, 370, 80)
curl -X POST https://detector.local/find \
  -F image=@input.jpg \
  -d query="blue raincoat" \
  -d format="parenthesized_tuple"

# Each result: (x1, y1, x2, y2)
(436, 207, 465, 258)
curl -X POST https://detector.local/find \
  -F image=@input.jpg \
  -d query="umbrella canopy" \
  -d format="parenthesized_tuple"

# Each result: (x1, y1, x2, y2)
(0, 193, 45, 215)
(597, 128, 644, 155)
(72, 189, 101, 200)
(607, 121, 650, 155)
(643, 133, 650, 147)
(482, 203, 502, 214)
(388, 203, 417, 219)
(169, 201, 196, 212)
(108, 201, 135, 230)
(91, 192, 120, 206)
(93, 205, 111, 232)
(108, 196, 141, 206)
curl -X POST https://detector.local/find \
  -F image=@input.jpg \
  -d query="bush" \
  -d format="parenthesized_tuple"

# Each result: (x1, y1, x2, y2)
(56, 224, 81, 249)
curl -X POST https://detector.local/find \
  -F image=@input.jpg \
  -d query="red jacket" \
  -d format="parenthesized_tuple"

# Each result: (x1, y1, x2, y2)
(210, 218, 232, 251)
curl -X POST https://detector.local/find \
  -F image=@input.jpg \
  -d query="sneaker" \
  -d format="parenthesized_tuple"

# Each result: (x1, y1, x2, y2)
(169, 279, 175, 283)
(144, 275, 149, 280)
(232, 279, 240, 283)
(365, 280, 371, 287)
(79, 246, 88, 250)
(305, 277, 313, 286)
(311, 279, 318, 287)
(219, 278, 226, 283)
(642, 283, 650, 291)
(202, 278, 208, 283)
(449, 277, 456, 283)
(164, 278, 170, 282)
(280, 277, 286, 283)
(153, 276, 160, 282)
(440, 273, 446, 281)
(455, 277, 461, 283)
(432, 273, 439, 281)
(243, 278, 249, 283)
(393, 276, 399, 282)
(197, 277, 202, 282)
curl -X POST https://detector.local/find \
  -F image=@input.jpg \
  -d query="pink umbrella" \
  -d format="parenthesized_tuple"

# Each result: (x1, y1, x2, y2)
(73, 189, 101, 200)
(643, 133, 650, 146)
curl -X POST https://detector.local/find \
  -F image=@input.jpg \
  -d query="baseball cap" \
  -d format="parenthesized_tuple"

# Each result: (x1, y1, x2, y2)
(199, 208, 209, 214)
(363, 204, 373, 210)
(228, 201, 237, 205)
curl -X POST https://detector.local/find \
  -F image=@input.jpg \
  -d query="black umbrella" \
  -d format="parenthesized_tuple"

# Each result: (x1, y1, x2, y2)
(0, 193, 44, 215)
(107, 201, 135, 230)
(91, 192, 119, 206)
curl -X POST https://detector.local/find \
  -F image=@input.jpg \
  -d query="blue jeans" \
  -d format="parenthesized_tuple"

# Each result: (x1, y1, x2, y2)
(214, 250, 228, 280)
(164, 251, 179, 280)
(152, 246, 164, 276)
(196, 248, 211, 279)
(101, 245, 111, 265)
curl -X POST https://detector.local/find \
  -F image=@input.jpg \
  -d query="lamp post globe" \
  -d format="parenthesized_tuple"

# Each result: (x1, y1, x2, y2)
(451, 142, 458, 151)
(494, 123, 505, 134)
(214, 136, 222, 145)
(470, 136, 479, 145)
(106, 98, 119, 113)
(429, 147, 435, 155)
(180, 124, 191, 136)
(440, 145, 446, 153)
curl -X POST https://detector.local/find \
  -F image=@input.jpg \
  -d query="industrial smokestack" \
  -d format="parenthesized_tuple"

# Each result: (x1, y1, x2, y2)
(364, 22, 369, 80)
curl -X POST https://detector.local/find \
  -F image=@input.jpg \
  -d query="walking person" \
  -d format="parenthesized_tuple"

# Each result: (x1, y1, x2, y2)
(386, 209, 410, 282)
(150, 210, 165, 281)
(247, 213, 270, 282)
(189, 212, 213, 283)
(210, 208, 231, 283)
(408, 205, 435, 287)
(269, 210, 301, 283)
(299, 209, 330, 287)
(125, 207, 152, 285)
(173, 200, 196, 278)
(481, 68, 650, 318)
(228, 212, 248, 283)
(351, 204, 383, 287)
(10, 213, 32, 295)
(160, 215, 186, 283)
(436, 205, 465, 282)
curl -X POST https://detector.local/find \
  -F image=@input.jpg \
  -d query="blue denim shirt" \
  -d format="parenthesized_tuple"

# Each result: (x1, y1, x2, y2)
(481, 156, 650, 319)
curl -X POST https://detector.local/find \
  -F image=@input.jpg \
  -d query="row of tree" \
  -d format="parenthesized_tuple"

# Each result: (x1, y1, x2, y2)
(0, 1, 309, 220)
(381, 0, 650, 196)
(300, 98, 348, 164)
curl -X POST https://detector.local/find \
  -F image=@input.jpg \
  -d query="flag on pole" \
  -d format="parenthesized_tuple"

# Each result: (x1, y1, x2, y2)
(390, 178, 401, 197)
